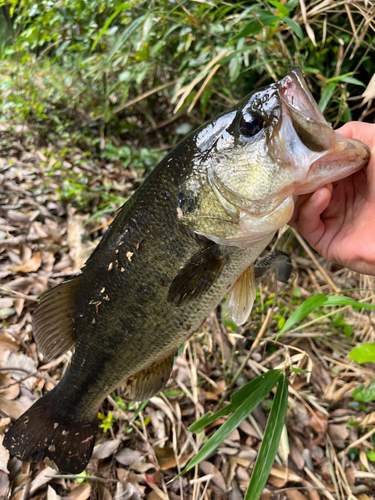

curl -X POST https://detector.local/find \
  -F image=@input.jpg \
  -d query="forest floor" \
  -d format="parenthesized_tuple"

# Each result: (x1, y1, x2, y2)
(0, 120, 375, 500)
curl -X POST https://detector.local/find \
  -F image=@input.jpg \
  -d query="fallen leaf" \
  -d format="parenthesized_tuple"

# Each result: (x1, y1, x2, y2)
(0, 373, 19, 400)
(65, 483, 91, 500)
(0, 471, 10, 500)
(199, 461, 226, 492)
(0, 395, 33, 419)
(30, 466, 58, 495)
(47, 485, 61, 500)
(92, 438, 121, 459)
(97, 482, 113, 500)
(286, 491, 309, 500)
(0, 436, 10, 474)
(0, 334, 19, 351)
(11, 252, 42, 273)
(114, 481, 143, 500)
(115, 448, 144, 466)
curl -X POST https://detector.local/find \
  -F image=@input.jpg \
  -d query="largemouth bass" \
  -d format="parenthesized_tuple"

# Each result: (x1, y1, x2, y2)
(4, 68, 369, 473)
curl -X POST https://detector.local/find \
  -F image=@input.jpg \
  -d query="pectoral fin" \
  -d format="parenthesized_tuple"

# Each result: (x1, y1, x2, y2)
(168, 244, 227, 306)
(254, 251, 292, 284)
(32, 274, 82, 360)
(226, 264, 256, 326)
(123, 352, 176, 401)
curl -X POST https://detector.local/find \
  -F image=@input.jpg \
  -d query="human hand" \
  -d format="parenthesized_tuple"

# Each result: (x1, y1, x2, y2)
(289, 121, 375, 275)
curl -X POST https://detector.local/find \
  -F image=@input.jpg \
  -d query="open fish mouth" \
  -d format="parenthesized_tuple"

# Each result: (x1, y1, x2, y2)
(278, 67, 370, 194)
(279, 67, 343, 153)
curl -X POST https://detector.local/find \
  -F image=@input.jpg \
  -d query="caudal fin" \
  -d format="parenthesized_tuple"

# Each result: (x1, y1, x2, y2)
(3, 392, 97, 473)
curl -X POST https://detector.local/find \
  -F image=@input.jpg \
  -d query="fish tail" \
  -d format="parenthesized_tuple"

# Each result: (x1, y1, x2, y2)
(3, 391, 97, 473)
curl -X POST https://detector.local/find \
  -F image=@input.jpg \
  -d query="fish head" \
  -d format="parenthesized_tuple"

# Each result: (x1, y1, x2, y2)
(185, 67, 370, 246)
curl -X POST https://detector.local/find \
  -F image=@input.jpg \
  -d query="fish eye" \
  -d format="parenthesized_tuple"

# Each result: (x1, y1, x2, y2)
(239, 113, 264, 137)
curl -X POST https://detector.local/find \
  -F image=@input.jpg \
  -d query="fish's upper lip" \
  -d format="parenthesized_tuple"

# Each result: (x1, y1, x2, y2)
(278, 68, 338, 153)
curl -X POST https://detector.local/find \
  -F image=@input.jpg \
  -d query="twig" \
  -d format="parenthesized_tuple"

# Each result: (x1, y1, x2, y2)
(290, 228, 339, 292)
(338, 427, 375, 459)
(0, 285, 39, 302)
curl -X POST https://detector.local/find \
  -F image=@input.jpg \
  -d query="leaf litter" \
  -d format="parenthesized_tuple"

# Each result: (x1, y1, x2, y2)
(0, 121, 375, 500)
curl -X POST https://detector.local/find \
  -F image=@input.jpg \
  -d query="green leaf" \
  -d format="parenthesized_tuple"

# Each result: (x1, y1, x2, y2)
(283, 17, 303, 40)
(367, 450, 375, 462)
(91, 4, 131, 51)
(244, 376, 288, 500)
(182, 370, 282, 474)
(325, 296, 375, 309)
(319, 82, 336, 113)
(278, 294, 328, 336)
(268, 1, 290, 16)
(131, 400, 149, 422)
(349, 343, 375, 364)
(189, 369, 281, 433)
(352, 381, 375, 402)
(233, 13, 279, 41)
(340, 76, 366, 87)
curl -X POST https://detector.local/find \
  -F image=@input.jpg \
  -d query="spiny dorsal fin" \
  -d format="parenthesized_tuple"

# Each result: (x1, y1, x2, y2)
(226, 263, 256, 326)
(123, 352, 176, 402)
(168, 244, 227, 307)
(32, 274, 82, 360)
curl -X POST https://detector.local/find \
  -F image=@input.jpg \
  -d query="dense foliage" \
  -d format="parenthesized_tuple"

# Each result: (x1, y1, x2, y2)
(0, 0, 374, 154)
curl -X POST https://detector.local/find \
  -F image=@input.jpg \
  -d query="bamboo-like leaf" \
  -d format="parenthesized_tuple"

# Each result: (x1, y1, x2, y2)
(189, 369, 281, 433)
(283, 17, 303, 40)
(319, 82, 336, 112)
(244, 376, 289, 500)
(91, 4, 131, 51)
(325, 295, 375, 309)
(181, 370, 282, 474)
(278, 294, 327, 336)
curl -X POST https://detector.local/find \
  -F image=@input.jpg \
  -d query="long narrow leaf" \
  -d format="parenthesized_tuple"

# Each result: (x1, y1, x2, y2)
(325, 295, 375, 309)
(91, 4, 131, 51)
(244, 376, 289, 500)
(278, 294, 327, 336)
(181, 370, 281, 474)
(319, 82, 336, 112)
(189, 369, 281, 433)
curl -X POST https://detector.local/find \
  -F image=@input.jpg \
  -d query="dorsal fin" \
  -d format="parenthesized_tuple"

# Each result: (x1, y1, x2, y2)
(226, 263, 256, 326)
(167, 244, 227, 307)
(123, 352, 176, 402)
(32, 274, 82, 360)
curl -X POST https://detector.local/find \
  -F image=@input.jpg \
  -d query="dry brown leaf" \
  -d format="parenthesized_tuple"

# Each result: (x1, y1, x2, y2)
(97, 483, 113, 500)
(0, 436, 10, 474)
(47, 484, 61, 500)
(0, 471, 10, 500)
(115, 481, 143, 500)
(65, 483, 91, 500)
(199, 461, 226, 492)
(0, 373, 19, 400)
(286, 490, 309, 500)
(29, 466, 58, 495)
(11, 251, 42, 273)
(92, 438, 121, 459)
(309, 411, 328, 435)
(362, 73, 375, 104)
(0, 418, 11, 435)
(0, 394, 32, 419)
(328, 423, 349, 448)
(130, 462, 155, 473)
(0, 334, 19, 351)
(115, 448, 144, 466)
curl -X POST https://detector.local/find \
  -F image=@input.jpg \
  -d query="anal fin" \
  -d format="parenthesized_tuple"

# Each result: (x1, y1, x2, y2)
(123, 352, 176, 402)
(32, 273, 82, 360)
(168, 244, 227, 306)
(226, 263, 256, 326)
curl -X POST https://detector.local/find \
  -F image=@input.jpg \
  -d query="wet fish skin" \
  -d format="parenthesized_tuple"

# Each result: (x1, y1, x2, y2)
(4, 68, 370, 473)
